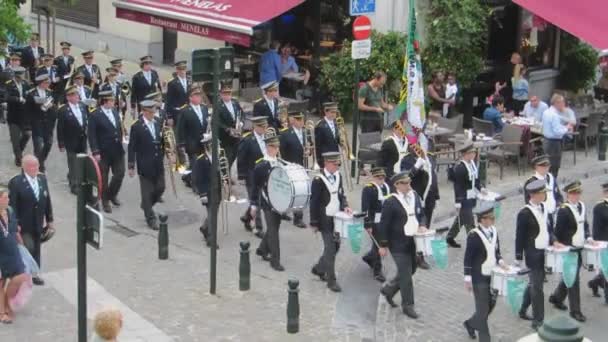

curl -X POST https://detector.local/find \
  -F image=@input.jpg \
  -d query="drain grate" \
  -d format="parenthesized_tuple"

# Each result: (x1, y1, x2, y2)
(107, 223, 139, 237)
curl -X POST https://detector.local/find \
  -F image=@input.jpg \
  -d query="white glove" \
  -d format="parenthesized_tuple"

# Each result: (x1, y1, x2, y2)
(200, 196, 208, 205)
(455, 203, 462, 209)
(19, 97, 25, 104)
(414, 158, 424, 169)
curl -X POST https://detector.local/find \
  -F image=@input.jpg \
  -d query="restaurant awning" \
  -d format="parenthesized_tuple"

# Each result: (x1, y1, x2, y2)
(513, 0, 608, 49)
(112, 0, 305, 46)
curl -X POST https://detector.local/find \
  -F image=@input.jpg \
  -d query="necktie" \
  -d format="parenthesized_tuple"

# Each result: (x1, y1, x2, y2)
(194, 106, 203, 124)
(105, 109, 116, 127)
(64, 56, 68, 66)
(72, 105, 83, 126)
(268, 99, 274, 114)
(329, 123, 335, 136)
(148, 121, 155, 139)
(577, 203, 582, 215)
(297, 130, 303, 145)
(32, 178, 39, 199)
(181, 78, 187, 92)
(539, 203, 544, 213)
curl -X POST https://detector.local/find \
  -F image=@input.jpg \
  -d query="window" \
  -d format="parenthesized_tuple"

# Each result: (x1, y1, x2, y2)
(32, 0, 99, 28)
(519, 9, 556, 68)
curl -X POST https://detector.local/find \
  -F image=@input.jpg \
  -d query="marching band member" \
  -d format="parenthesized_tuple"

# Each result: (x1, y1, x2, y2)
(446, 142, 481, 248)
(379, 119, 408, 180)
(144, 91, 167, 124)
(515, 179, 551, 330)
(523, 155, 562, 230)
(218, 83, 244, 168)
(131, 56, 162, 113)
(252, 134, 286, 271)
(310, 152, 352, 292)
(254, 81, 281, 131)
(166, 61, 190, 127)
(548, 181, 594, 322)
(89, 91, 126, 213)
(110, 59, 126, 82)
(192, 134, 217, 248)
(314, 103, 341, 168)
(378, 171, 426, 318)
(72, 72, 93, 101)
(401, 143, 439, 270)
(128, 100, 166, 230)
(5, 52, 23, 73)
(56, 86, 88, 195)
(5, 66, 31, 167)
(35, 54, 60, 100)
(588, 182, 608, 303)
(361, 167, 389, 282)
(101, 67, 121, 107)
(279, 111, 308, 228)
(237, 117, 268, 238)
(75, 51, 102, 98)
(21, 33, 43, 82)
(177, 86, 208, 187)
(54, 42, 74, 96)
(26, 74, 55, 172)
(462, 201, 506, 342)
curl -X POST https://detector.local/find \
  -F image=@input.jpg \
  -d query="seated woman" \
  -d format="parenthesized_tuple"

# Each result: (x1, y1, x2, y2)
(0, 187, 31, 324)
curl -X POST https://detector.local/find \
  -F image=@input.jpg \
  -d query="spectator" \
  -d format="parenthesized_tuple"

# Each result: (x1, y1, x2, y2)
(259, 41, 282, 85)
(279, 43, 298, 75)
(495, 52, 521, 110)
(542, 94, 574, 177)
(92, 307, 123, 342)
(598, 67, 608, 90)
(483, 95, 505, 133)
(358, 71, 393, 133)
(521, 95, 548, 122)
(511, 64, 529, 115)
(427, 71, 451, 116)
(443, 72, 458, 117)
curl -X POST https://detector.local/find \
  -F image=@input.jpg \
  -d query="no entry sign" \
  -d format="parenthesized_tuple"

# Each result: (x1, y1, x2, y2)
(352, 15, 372, 40)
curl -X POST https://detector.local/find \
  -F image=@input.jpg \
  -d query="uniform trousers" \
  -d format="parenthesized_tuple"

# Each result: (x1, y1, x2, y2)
(447, 204, 475, 240)
(139, 174, 165, 222)
(9, 124, 31, 161)
(551, 253, 582, 313)
(466, 279, 495, 342)
(363, 223, 382, 274)
(32, 118, 56, 166)
(244, 180, 263, 230)
(100, 156, 126, 202)
(382, 252, 415, 307)
(259, 209, 282, 266)
(520, 267, 545, 324)
(590, 272, 608, 302)
(315, 222, 338, 281)
(543, 138, 562, 178)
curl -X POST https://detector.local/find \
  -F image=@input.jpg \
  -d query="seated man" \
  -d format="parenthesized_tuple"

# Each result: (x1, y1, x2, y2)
(522, 95, 548, 122)
(483, 95, 506, 133)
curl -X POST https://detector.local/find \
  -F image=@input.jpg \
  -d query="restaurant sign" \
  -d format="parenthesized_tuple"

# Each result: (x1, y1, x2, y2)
(116, 7, 251, 46)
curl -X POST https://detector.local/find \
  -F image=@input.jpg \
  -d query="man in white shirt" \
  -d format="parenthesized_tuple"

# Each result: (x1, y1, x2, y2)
(522, 95, 548, 122)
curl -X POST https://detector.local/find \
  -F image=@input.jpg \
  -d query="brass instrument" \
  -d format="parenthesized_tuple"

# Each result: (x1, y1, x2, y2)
(278, 102, 289, 129)
(412, 142, 426, 160)
(218, 147, 232, 235)
(162, 122, 179, 197)
(335, 116, 354, 191)
(304, 119, 317, 171)
(41, 96, 54, 112)
(264, 127, 280, 158)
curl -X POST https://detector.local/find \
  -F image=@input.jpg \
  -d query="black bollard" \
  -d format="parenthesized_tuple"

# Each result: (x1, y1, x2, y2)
(537, 315, 585, 341)
(286, 279, 300, 334)
(239, 242, 250, 291)
(158, 214, 169, 260)
(598, 122, 608, 161)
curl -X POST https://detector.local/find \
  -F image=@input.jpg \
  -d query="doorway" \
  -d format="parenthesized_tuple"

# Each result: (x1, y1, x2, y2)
(163, 29, 177, 65)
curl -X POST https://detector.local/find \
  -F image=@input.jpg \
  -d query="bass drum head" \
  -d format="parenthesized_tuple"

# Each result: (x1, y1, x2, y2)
(268, 166, 294, 213)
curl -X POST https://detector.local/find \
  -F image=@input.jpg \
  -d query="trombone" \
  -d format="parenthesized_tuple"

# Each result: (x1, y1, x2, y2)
(162, 121, 179, 197)
(304, 119, 317, 172)
(335, 116, 354, 191)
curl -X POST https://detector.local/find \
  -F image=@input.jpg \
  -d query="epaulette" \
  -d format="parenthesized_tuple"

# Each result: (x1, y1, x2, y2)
(84, 85, 91, 90)
(366, 183, 374, 187)
(242, 132, 251, 138)
(427, 152, 435, 156)
(383, 194, 391, 200)
(37, 65, 45, 69)
(196, 153, 206, 160)
(560, 204, 567, 208)
(314, 176, 321, 180)
(279, 127, 288, 132)
(179, 104, 188, 110)
(26, 88, 36, 94)
(254, 97, 263, 103)
(315, 119, 324, 126)
(5, 79, 12, 85)
(57, 104, 66, 110)
(88, 106, 97, 113)
(255, 157, 264, 164)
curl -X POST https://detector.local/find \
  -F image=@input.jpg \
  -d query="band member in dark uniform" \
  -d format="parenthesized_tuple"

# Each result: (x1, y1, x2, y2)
(21, 33, 44, 82)
(379, 119, 408, 180)
(100, 67, 121, 105)
(35, 54, 60, 101)
(56, 86, 88, 194)
(5, 67, 31, 167)
(462, 201, 506, 341)
(378, 172, 426, 319)
(166, 60, 190, 127)
(588, 182, 608, 303)
(8, 154, 53, 286)
(524, 155, 562, 230)
(252, 134, 286, 271)
(72, 72, 93, 101)
(447, 142, 481, 248)
(26, 74, 56, 172)
(218, 83, 243, 168)
(54, 41, 74, 100)
(177, 86, 208, 187)
(515, 179, 551, 330)
(89, 90, 126, 213)
(361, 167, 390, 282)
(401, 143, 439, 270)
(144, 91, 167, 124)
(279, 111, 308, 228)
(128, 100, 166, 230)
(548, 181, 594, 322)
(131, 56, 162, 113)
(310, 152, 352, 292)
(237, 117, 268, 238)
(192, 133, 217, 247)
(314, 103, 340, 168)
(75, 50, 102, 98)
(254, 81, 281, 130)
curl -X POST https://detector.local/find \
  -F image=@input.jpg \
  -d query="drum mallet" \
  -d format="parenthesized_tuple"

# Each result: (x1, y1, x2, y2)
(286, 278, 300, 334)
(158, 214, 169, 260)
(239, 241, 251, 291)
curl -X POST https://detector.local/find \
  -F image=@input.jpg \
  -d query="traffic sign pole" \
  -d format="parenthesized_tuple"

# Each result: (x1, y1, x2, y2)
(209, 49, 220, 295)
(76, 155, 87, 342)
(351, 58, 360, 178)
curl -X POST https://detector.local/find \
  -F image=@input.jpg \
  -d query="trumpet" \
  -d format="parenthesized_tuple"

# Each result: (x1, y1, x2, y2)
(335, 116, 353, 191)
(304, 120, 317, 171)
(162, 122, 179, 197)
(41, 96, 54, 112)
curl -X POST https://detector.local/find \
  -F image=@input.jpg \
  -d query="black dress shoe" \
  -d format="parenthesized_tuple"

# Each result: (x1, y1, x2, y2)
(446, 238, 461, 248)
(254, 230, 264, 239)
(519, 310, 533, 321)
(374, 272, 386, 283)
(417, 254, 431, 270)
(281, 213, 292, 221)
(110, 198, 122, 207)
(32, 276, 45, 286)
(549, 296, 568, 311)
(256, 248, 268, 257)
(294, 220, 307, 228)
(531, 321, 543, 331)
(402, 306, 419, 319)
(199, 226, 209, 239)
(311, 266, 327, 281)
(362, 255, 374, 269)
(70, 186, 78, 195)
(589, 280, 601, 297)
(570, 311, 586, 322)
(15, 158, 21, 167)
(270, 263, 285, 271)
(380, 287, 398, 308)
(327, 281, 342, 292)
(240, 215, 253, 231)
(39, 165, 46, 173)
(147, 219, 159, 231)
(102, 202, 112, 213)
(463, 320, 476, 339)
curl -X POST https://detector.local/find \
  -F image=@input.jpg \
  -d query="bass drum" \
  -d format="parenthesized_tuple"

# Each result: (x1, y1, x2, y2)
(268, 163, 311, 213)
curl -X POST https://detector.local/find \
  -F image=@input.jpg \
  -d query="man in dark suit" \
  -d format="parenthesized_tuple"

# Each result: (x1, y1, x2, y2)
(144, 91, 167, 124)
(588, 182, 608, 303)
(380, 120, 408, 181)
(218, 83, 243, 168)
(35, 54, 60, 99)
(192, 134, 217, 247)
(253, 81, 281, 130)
(279, 111, 307, 228)
(177, 86, 208, 187)
(21, 33, 44, 82)
(131, 56, 162, 114)
(5, 67, 31, 167)
(53, 41, 75, 102)
(128, 100, 165, 230)
(56, 85, 88, 194)
(75, 51, 102, 98)
(26, 74, 56, 172)
(361, 167, 390, 282)
(72, 72, 93, 102)
(165, 60, 190, 127)
(523, 155, 562, 231)
(314, 103, 340, 168)
(100, 67, 121, 107)
(89, 90, 126, 213)
(8, 154, 53, 286)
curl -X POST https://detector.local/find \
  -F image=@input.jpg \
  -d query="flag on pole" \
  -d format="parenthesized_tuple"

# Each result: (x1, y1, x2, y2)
(394, 0, 427, 146)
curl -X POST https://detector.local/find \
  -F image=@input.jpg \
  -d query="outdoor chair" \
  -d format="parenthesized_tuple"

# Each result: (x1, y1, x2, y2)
(578, 113, 603, 157)
(487, 124, 524, 180)
(472, 117, 495, 137)
(355, 131, 383, 184)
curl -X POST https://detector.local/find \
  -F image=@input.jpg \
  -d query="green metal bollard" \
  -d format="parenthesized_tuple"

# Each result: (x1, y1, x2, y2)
(536, 315, 585, 341)
(158, 214, 169, 260)
(286, 279, 300, 334)
(239, 242, 250, 291)
(478, 153, 488, 187)
(598, 122, 608, 161)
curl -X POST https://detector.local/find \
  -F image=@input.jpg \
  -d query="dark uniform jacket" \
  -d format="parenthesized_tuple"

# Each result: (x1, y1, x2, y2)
(8, 172, 53, 235)
(237, 132, 265, 181)
(75, 64, 102, 96)
(176, 104, 208, 155)
(35, 65, 60, 89)
(523, 174, 563, 205)
(515, 205, 552, 270)
(452, 160, 481, 208)
(5, 79, 31, 126)
(378, 192, 426, 254)
(56, 102, 88, 153)
(128, 117, 164, 179)
(314, 119, 340, 167)
(464, 227, 503, 283)
(88, 107, 124, 161)
(279, 126, 305, 165)
(25, 87, 56, 124)
(21, 45, 44, 73)
(251, 158, 277, 211)
(593, 199, 608, 242)
(554, 202, 590, 246)
(192, 153, 211, 198)
(253, 97, 280, 130)
(401, 150, 439, 204)
(309, 170, 348, 231)
(166, 76, 190, 121)
(379, 137, 405, 179)
(218, 98, 243, 147)
(53, 55, 75, 80)
(361, 182, 390, 230)
(131, 70, 161, 108)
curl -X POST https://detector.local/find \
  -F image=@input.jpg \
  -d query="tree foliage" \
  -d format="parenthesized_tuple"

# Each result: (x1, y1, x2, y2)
(558, 32, 597, 92)
(0, 0, 31, 48)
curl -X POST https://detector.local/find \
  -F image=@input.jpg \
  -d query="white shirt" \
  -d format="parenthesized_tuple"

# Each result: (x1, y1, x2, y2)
(63, 56, 69, 66)
(254, 132, 266, 153)
(522, 101, 548, 122)
(143, 70, 152, 85)
(191, 104, 204, 124)
(31, 45, 39, 59)
(144, 117, 156, 139)
(85, 64, 93, 75)
(325, 117, 336, 137)
(69, 102, 84, 126)
(264, 95, 275, 114)
(78, 85, 87, 100)
(102, 106, 116, 127)
(37, 87, 46, 98)
(294, 127, 304, 145)
(25, 173, 39, 199)
(323, 168, 338, 184)
(224, 100, 235, 118)
(178, 76, 187, 92)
